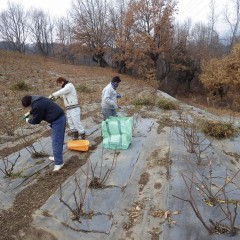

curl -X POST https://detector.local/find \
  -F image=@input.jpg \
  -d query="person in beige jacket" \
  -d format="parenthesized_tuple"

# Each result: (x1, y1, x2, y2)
(49, 77, 85, 140)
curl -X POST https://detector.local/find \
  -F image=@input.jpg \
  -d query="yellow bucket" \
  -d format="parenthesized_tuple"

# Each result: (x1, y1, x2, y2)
(67, 140, 89, 152)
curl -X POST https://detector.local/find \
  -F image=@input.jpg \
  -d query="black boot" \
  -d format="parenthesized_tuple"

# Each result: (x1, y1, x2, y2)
(80, 132, 86, 140)
(72, 131, 79, 140)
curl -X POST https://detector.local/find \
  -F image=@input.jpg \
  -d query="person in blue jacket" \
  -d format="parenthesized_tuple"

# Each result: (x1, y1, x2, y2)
(21, 95, 66, 172)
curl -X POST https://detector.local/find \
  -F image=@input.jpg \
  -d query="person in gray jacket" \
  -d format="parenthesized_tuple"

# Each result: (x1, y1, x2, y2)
(49, 77, 85, 140)
(101, 76, 122, 120)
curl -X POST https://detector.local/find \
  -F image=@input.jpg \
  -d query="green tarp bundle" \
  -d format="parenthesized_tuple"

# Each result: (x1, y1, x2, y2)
(102, 116, 133, 150)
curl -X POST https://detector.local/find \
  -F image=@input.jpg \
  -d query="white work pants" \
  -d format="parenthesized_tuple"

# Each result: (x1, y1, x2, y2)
(66, 107, 85, 134)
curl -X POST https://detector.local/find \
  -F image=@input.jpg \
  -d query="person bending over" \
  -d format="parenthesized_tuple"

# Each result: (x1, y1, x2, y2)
(22, 95, 66, 172)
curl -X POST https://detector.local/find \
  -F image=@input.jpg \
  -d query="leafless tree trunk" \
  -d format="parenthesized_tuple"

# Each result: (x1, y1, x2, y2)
(55, 15, 75, 62)
(173, 168, 240, 235)
(0, 153, 21, 178)
(89, 147, 118, 188)
(223, 0, 240, 52)
(59, 162, 90, 222)
(0, 1, 29, 53)
(70, 0, 112, 66)
(56, 16, 73, 46)
(208, 0, 218, 39)
(207, 0, 221, 57)
(29, 9, 54, 56)
(174, 113, 211, 165)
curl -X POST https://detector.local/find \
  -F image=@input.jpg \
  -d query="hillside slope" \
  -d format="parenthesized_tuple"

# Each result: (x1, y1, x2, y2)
(0, 51, 240, 240)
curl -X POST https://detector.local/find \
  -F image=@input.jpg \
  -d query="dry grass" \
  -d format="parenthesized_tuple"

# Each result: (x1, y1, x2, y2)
(131, 94, 178, 111)
(157, 98, 178, 110)
(201, 120, 238, 139)
(131, 96, 155, 106)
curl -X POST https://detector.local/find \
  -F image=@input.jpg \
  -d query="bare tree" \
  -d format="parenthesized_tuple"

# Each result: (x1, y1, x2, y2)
(59, 162, 91, 224)
(108, 0, 132, 72)
(56, 16, 73, 46)
(191, 23, 212, 60)
(189, 20, 225, 62)
(89, 148, 118, 188)
(70, 0, 112, 66)
(0, 153, 21, 178)
(208, 0, 218, 39)
(175, 20, 192, 47)
(55, 15, 75, 62)
(60, 175, 89, 221)
(173, 168, 240, 235)
(0, 1, 29, 53)
(29, 8, 54, 56)
(223, 0, 240, 51)
(170, 20, 198, 91)
(207, 0, 221, 57)
(174, 114, 211, 165)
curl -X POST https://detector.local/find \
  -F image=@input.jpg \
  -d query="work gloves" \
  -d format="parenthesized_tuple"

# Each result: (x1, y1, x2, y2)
(48, 94, 56, 101)
(116, 93, 122, 99)
(22, 112, 30, 120)
(22, 113, 29, 123)
(22, 114, 29, 123)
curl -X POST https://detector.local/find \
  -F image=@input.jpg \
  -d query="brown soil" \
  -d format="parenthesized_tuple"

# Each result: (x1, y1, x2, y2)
(138, 171, 150, 192)
(122, 201, 144, 231)
(0, 138, 102, 240)
(0, 129, 51, 157)
(89, 177, 104, 189)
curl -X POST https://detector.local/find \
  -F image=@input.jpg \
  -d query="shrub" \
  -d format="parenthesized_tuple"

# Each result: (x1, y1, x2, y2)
(201, 120, 237, 139)
(76, 84, 93, 93)
(10, 171, 26, 179)
(11, 81, 30, 91)
(157, 99, 178, 110)
(131, 96, 155, 106)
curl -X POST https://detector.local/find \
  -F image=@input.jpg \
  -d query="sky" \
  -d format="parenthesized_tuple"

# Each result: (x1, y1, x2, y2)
(176, 0, 230, 35)
(0, 0, 72, 18)
(177, 0, 225, 22)
(0, 0, 231, 34)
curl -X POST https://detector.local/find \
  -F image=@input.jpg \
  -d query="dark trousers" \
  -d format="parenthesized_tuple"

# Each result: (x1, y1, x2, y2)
(51, 114, 66, 165)
(102, 108, 117, 121)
